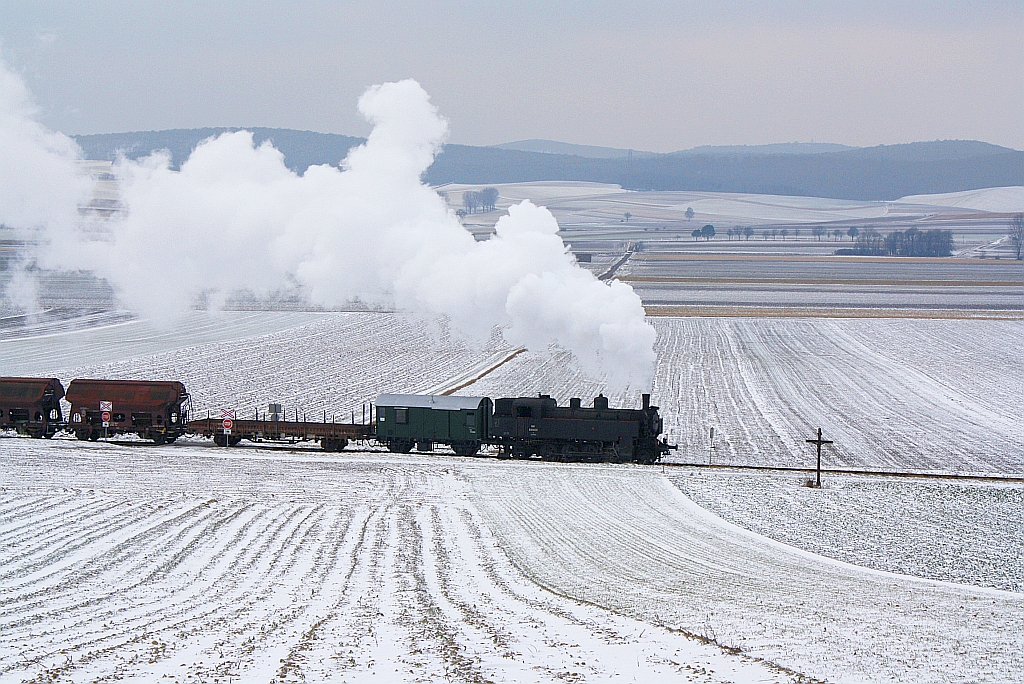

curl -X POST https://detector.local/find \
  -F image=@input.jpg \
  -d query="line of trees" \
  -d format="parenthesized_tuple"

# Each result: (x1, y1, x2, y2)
(690, 224, 716, 241)
(835, 227, 954, 257)
(461, 187, 499, 214)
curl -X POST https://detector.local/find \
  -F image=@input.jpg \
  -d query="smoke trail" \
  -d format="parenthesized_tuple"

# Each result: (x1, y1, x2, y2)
(5, 68, 656, 386)
(0, 58, 91, 312)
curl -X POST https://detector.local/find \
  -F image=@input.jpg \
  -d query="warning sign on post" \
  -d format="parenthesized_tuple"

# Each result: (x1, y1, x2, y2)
(222, 418, 234, 431)
(100, 401, 112, 412)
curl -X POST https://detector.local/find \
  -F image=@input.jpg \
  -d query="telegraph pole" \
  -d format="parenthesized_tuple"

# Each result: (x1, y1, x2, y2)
(805, 427, 833, 488)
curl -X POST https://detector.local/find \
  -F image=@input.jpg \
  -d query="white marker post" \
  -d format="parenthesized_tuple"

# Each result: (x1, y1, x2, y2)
(100, 401, 112, 438)
(220, 409, 235, 447)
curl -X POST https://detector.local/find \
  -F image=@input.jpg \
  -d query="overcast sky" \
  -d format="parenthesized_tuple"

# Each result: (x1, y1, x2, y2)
(1, 1, 1022, 152)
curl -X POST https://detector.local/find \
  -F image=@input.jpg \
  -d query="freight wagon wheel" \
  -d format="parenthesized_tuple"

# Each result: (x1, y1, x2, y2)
(229, 436, 242, 447)
(75, 430, 90, 441)
(165, 435, 178, 444)
(213, 434, 228, 447)
(151, 434, 166, 446)
(88, 432, 99, 441)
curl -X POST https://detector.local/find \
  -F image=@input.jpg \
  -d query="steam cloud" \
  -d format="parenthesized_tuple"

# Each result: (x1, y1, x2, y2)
(1, 63, 656, 387)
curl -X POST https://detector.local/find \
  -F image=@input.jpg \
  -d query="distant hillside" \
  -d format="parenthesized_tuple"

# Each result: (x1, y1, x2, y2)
(73, 130, 1024, 201)
(493, 140, 853, 158)
(493, 139, 656, 159)
(672, 142, 855, 156)
(74, 128, 363, 174)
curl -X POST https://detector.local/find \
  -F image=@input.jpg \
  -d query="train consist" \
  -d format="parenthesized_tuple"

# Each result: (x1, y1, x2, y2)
(1, 377, 671, 464)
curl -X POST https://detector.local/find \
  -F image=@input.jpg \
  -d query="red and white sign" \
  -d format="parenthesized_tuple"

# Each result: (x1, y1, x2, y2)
(222, 418, 234, 431)
(220, 408, 236, 420)
(100, 401, 112, 412)
(101, 411, 111, 422)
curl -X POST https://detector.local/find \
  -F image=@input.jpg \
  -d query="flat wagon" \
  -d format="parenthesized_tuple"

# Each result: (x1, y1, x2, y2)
(0, 377, 65, 438)
(186, 415, 374, 450)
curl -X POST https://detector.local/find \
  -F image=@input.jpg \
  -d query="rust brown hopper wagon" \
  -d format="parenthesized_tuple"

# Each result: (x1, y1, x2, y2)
(0, 377, 65, 438)
(65, 379, 191, 444)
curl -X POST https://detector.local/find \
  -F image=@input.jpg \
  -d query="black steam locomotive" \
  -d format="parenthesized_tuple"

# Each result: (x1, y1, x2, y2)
(377, 392, 670, 464)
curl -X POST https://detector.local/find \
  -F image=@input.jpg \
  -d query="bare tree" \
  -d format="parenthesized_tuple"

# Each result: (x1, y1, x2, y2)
(1012, 213, 1023, 260)
(479, 187, 499, 211)
(462, 191, 480, 214)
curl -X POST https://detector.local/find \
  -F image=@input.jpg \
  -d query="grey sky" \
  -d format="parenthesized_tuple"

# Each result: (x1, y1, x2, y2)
(2, 1, 1022, 151)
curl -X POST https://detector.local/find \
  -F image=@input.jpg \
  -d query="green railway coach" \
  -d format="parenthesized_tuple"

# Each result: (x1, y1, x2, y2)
(375, 394, 491, 456)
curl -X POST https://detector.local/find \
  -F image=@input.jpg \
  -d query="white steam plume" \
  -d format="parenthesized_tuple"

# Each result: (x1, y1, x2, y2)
(6, 67, 656, 386)
(0, 58, 91, 312)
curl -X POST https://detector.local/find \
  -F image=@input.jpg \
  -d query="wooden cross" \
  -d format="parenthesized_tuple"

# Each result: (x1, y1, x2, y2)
(805, 427, 833, 488)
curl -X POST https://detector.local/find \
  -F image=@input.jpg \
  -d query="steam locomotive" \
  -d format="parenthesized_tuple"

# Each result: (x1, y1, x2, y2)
(1, 377, 671, 464)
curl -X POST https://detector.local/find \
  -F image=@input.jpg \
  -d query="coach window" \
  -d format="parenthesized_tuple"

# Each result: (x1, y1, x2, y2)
(466, 412, 475, 426)
(396, 408, 408, 424)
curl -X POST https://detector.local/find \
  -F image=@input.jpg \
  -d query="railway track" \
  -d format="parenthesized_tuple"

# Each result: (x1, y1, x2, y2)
(662, 460, 1024, 483)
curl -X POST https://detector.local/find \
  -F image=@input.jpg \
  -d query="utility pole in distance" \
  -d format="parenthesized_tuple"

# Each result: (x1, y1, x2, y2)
(805, 428, 833, 488)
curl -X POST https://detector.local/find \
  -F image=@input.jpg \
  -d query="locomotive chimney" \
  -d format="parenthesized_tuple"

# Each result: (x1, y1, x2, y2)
(593, 394, 608, 410)
(642, 393, 650, 410)
(570, 397, 581, 409)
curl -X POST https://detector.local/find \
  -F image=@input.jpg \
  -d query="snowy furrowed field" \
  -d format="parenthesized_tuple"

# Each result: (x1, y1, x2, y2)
(649, 318, 1024, 473)
(460, 317, 1024, 474)
(467, 463, 1024, 684)
(1, 312, 515, 419)
(670, 469, 1024, 592)
(0, 444, 791, 684)
(3, 311, 1023, 682)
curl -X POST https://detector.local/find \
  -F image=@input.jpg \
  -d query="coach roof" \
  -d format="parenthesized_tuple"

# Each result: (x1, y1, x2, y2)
(375, 394, 487, 411)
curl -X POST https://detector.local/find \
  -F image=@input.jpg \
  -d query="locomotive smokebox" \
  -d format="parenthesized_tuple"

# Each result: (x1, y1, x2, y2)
(642, 394, 650, 410)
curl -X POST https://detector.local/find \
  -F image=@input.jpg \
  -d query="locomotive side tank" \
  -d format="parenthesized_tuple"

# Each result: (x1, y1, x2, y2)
(491, 393, 668, 464)
(0, 377, 65, 438)
(66, 379, 190, 444)
(375, 394, 491, 456)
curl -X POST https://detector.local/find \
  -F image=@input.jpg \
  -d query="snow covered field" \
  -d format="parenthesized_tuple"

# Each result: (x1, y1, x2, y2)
(2, 444, 1021, 683)
(0, 444, 792, 684)
(0, 311, 514, 418)
(648, 318, 1024, 473)
(670, 469, 1024, 592)
(2, 311, 1023, 682)
(457, 316, 1024, 474)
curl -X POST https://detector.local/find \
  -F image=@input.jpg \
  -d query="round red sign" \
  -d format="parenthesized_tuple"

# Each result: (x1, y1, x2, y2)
(222, 418, 234, 430)
(101, 411, 111, 422)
